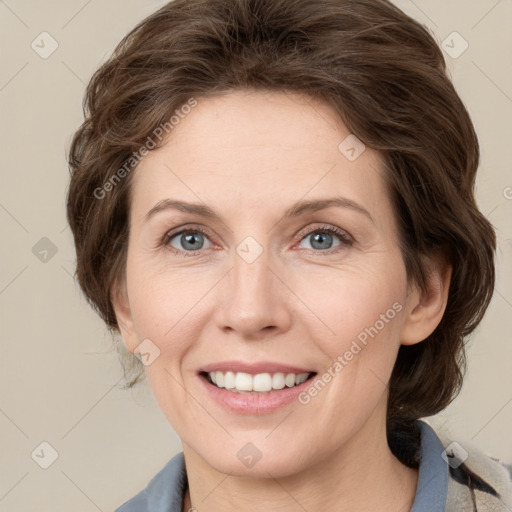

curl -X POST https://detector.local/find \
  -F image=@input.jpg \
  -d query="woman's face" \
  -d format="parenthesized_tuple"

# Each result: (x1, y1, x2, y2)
(115, 89, 420, 477)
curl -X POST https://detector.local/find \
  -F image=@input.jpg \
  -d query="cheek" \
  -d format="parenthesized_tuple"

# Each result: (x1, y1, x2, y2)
(298, 262, 405, 342)
(292, 275, 405, 435)
(126, 256, 208, 337)
(294, 264, 407, 408)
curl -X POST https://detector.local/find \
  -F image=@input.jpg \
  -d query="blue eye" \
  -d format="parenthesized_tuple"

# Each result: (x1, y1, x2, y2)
(162, 225, 352, 257)
(298, 226, 353, 253)
(164, 228, 212, 256)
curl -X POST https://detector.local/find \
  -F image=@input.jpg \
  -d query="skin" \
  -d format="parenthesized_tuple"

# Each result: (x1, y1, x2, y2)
(112, 89, 452, 512)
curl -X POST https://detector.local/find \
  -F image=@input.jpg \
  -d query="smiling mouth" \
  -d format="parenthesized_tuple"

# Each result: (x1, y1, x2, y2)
(200, 370, 317, 394)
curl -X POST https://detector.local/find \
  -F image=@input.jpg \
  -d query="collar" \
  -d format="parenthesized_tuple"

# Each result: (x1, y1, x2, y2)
(410, 420, 448, 511)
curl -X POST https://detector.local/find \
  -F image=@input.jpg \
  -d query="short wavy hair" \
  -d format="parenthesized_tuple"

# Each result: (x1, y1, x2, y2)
(66, 0, 496, 465)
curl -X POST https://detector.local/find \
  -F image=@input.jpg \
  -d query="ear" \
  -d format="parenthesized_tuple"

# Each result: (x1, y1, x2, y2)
(110, 278, 139, 353)
(400, 252, 452, 346)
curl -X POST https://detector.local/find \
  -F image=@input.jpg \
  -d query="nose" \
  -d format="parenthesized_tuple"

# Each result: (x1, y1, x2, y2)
(215, 242, 292, 340)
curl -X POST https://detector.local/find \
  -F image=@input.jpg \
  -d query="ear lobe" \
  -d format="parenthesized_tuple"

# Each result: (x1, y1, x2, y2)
(110, 279, 138, 353)
(401, 254, 452, 346)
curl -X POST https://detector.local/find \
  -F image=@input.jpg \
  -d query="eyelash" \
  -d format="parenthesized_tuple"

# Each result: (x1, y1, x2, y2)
(161, 224, 353, 257)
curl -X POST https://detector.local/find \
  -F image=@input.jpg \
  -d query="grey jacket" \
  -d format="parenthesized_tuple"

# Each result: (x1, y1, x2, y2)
(114, 421, 512, 511)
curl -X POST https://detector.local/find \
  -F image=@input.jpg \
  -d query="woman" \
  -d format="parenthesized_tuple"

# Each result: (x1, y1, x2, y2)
(65, 0, 512, 510)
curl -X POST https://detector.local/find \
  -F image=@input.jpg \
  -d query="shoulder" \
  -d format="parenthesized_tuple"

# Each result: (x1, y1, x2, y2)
(426, 421, 512, 511)
(113, 452, 187, 512)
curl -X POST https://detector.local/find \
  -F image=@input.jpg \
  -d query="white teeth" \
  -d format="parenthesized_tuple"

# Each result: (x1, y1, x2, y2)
(235, 372, 253, 391)
(223, 371, 235, 389)
(295, 373, 309, 385)
(215, 371, 224, 388)
(272, 372, 285, 390)
(207, 371, 311, 392)
(285, 373, 296, 387)
(253, 373, 272, 392)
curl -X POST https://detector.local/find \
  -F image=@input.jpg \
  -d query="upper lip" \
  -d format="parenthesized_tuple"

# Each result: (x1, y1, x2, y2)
(199, 361, 315, 375)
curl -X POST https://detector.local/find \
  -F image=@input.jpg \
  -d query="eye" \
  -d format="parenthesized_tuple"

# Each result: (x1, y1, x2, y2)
(297, 225, 353, 254)
(163, 226, 212, 256)
(162, 224, 353, 257)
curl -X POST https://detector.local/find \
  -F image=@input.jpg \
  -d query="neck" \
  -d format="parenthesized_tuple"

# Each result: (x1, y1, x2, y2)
(181, 416, 419, 512)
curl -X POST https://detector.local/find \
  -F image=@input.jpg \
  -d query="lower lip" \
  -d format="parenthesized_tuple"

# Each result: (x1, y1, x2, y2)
(198, 373, 317, 415)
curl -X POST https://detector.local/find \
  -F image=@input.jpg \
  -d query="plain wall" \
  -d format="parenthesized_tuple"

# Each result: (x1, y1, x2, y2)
(1, 0, 511, 510)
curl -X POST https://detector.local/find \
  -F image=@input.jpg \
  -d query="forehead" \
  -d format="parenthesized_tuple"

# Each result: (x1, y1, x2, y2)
(129, 90, 387, 223)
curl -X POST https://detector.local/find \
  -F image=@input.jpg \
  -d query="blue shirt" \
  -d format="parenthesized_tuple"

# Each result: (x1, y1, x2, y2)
(114, 420, 447, 512)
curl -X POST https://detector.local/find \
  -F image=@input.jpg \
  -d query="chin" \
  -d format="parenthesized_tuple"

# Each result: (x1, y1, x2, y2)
(190, 436, 312, 479)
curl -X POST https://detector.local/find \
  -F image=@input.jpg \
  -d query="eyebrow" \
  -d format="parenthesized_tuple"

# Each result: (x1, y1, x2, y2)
(144, 196, 374, 224)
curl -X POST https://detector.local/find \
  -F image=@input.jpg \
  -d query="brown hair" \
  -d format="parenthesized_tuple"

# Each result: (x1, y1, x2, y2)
(66, 0, 496, 465)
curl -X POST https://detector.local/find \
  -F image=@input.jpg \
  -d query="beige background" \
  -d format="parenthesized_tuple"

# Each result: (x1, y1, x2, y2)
(1, 0, 511, 510)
